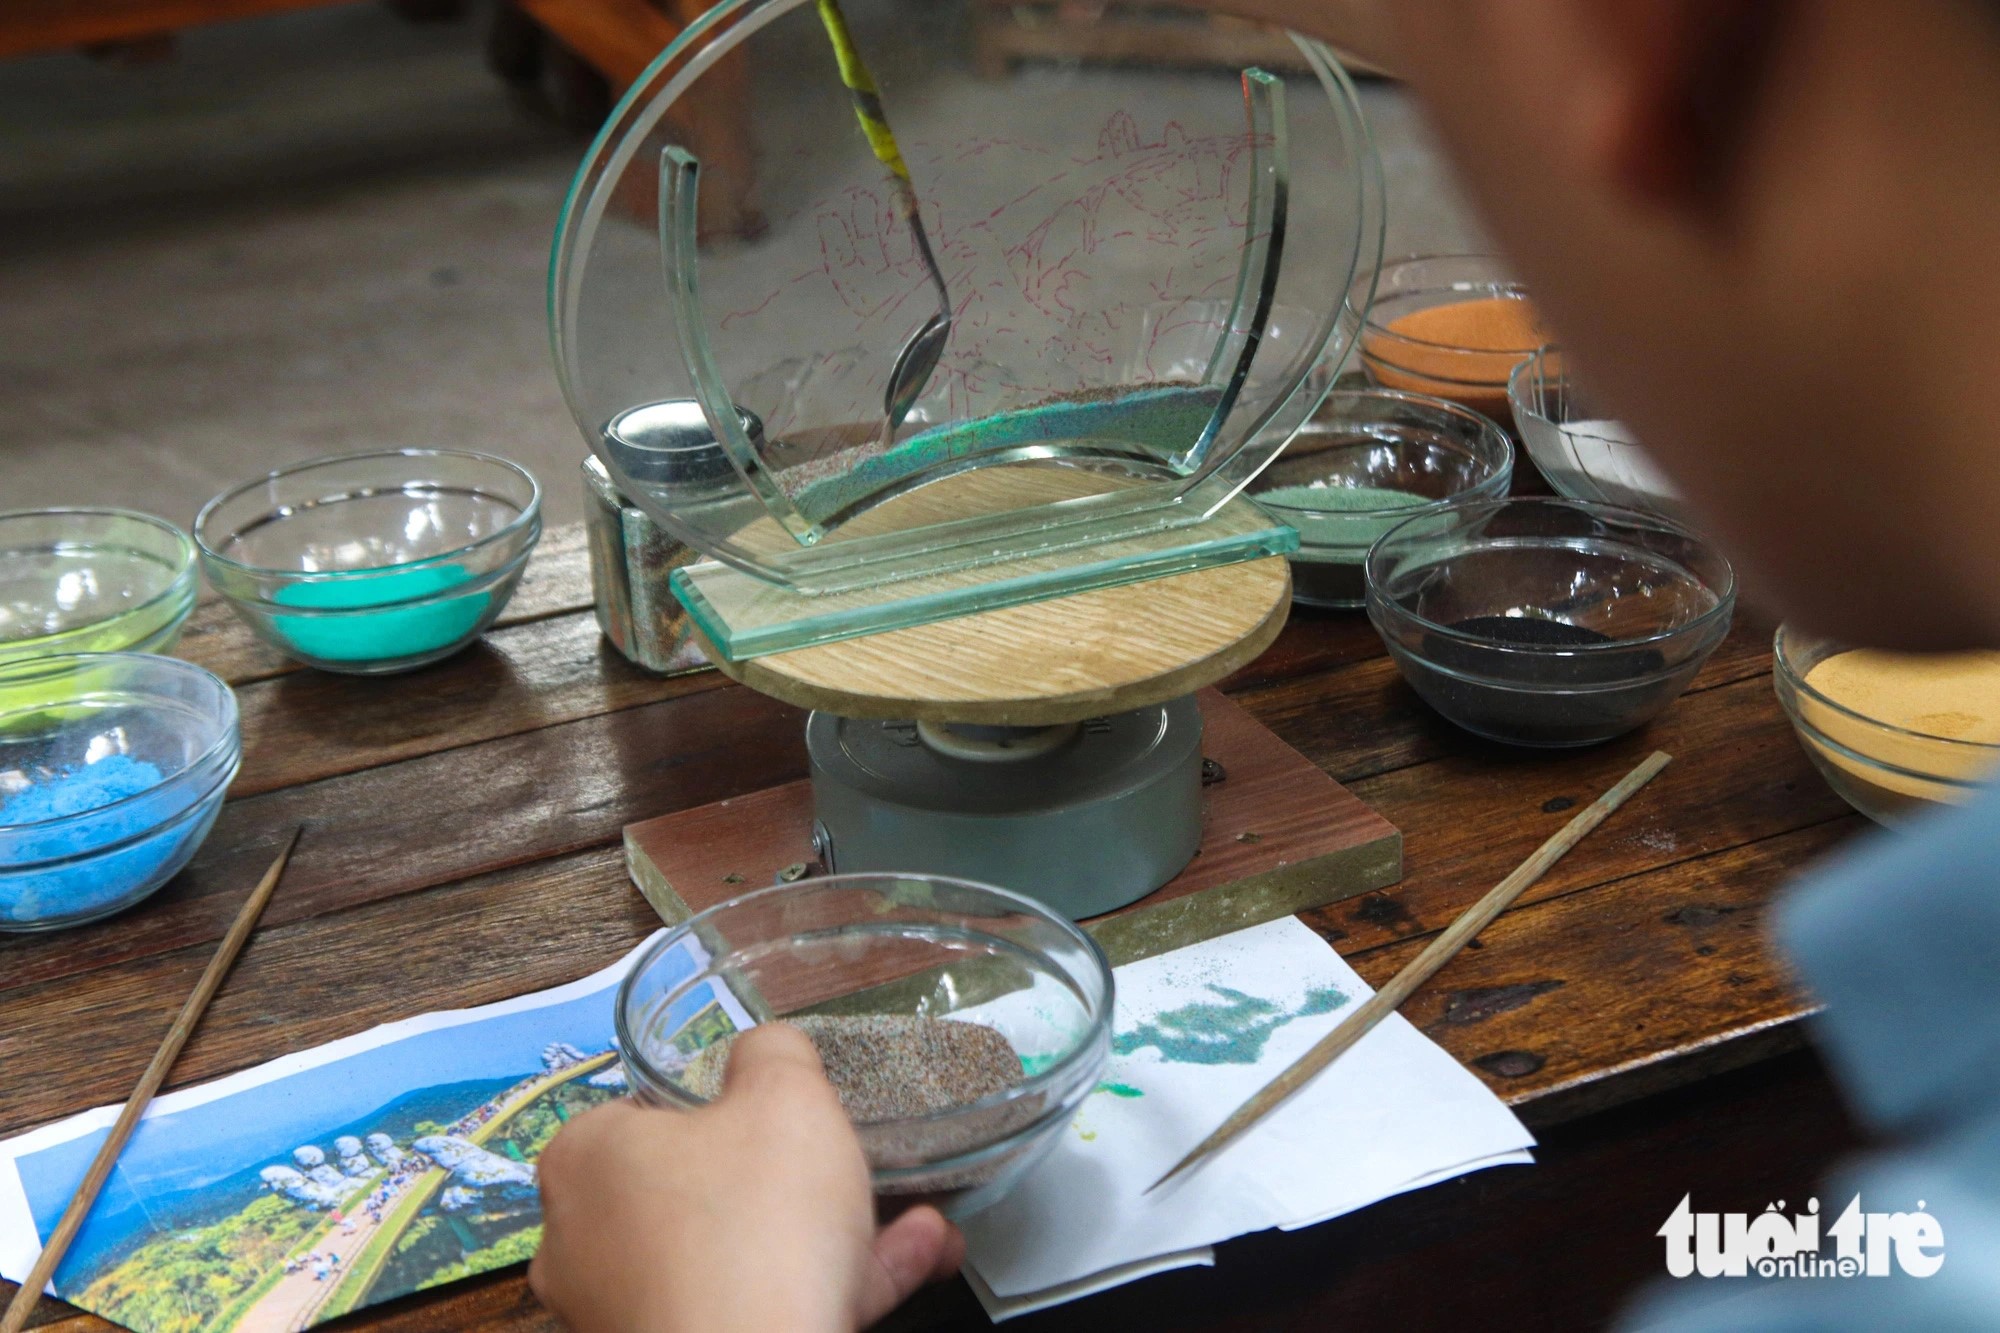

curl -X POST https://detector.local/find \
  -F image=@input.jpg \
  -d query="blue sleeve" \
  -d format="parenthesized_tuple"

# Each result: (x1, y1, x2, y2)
(1617, 783, 2000, 1331)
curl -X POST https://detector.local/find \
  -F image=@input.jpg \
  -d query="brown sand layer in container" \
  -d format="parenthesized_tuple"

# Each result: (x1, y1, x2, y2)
(682, 1014, 1025, 1121)
(1363, 296, 1544, 419)
(1801, 649, 2000, 800)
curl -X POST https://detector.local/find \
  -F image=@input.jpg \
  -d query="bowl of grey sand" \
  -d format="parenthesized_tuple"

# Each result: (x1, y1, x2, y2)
(615, 873, 1114, 1219)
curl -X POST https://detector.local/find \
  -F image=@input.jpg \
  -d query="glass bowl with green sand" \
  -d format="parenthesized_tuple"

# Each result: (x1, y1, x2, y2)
(0, 509, 198, 667)
(196, 449, 541, 675)
(616, 873, 1114, 1220)
(1248, 389, 1513, 608)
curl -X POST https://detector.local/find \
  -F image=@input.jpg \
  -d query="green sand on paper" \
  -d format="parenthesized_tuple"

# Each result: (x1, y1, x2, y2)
(270, 564, 485, 662)
(1113, 984, 1349, 1066)
(1254, 483, 1426, 551)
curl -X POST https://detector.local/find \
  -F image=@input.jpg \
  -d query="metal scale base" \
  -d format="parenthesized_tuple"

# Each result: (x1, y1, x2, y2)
(807, 698, 1204, 920)
(624, 690, 1404, 960)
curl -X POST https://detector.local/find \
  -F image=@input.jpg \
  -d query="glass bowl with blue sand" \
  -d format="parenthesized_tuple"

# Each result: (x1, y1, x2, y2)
(0, 652, 241, 931)
(617, 873, 1114, 1220)
(196, 449, 542, 674)
(1365, 497, 1735, 747)
(1249, 389, 1513, 608)
(0, 509, 198, 667)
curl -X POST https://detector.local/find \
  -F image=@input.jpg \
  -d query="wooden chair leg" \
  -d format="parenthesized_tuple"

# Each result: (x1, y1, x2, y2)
(516, 0, 761, 241)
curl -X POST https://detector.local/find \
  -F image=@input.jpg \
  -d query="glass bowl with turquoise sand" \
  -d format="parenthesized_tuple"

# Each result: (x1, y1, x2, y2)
(0, 652, 241, 931)
(1248, 389, 1513, 608)
(1508, 346, 1685, 519)
(617, 873, 1113, 1220)
(196, 449, 542, 674)
(0, 509, 198, 667)
(1365, 497, 1735, 747)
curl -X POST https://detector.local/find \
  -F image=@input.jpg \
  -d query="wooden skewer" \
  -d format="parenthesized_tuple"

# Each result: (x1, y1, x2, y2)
(0, 828, 303, 1333)
(1146, 752, 1672, 1195)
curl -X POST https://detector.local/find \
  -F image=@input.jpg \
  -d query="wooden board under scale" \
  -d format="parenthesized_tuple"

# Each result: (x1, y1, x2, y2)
(623, 688, 1401, 966)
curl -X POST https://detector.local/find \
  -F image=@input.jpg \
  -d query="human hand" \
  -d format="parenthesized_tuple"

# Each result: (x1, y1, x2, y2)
(529, 1024, 965, 1332)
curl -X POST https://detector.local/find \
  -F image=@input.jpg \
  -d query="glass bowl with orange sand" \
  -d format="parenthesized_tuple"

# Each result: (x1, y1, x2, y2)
(1775, 625, 2000, 824)
(1356, 255, 1545, 424)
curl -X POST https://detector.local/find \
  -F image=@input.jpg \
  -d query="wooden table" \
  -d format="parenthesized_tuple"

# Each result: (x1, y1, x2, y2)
(0, 521, 1868, 1332)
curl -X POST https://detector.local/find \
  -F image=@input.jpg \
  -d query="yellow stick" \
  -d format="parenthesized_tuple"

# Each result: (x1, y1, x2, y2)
(815, 0, 911, 185)
(0, 830, 304, 1333)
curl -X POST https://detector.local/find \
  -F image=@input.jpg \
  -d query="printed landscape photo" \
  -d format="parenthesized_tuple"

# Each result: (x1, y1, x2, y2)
(0, 935, 736, 1333)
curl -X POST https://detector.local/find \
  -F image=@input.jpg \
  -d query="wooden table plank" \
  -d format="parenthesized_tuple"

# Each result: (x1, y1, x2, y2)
(0, 672, 1845, 1108)
(1344, 819, 1850, 1119)
(0, 849, 646, 1138)
(1246, 673, 1855, 961)
(1233, 614, 1777, 787)
(1, 542, 1864, 1333)
(231, 611, 722, 798)
(0, 686, 807, 994)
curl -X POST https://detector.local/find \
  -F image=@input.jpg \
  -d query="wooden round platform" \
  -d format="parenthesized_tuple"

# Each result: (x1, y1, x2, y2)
(705, 555, 1292, 724)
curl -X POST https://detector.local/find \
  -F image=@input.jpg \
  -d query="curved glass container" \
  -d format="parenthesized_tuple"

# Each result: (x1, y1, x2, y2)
(551, 1, 1382, 652)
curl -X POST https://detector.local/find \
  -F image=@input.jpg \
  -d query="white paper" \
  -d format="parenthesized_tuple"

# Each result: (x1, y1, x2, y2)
(967, 1246, 1216, 1322)
(960, 917, 1535, 1312)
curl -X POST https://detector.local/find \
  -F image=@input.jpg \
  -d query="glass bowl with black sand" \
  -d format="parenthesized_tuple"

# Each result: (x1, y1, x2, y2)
(1364, 496, 1735, 747)
(616, 873, 1113, 1220)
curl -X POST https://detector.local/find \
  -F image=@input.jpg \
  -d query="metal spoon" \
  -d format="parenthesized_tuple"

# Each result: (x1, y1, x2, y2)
(881, 218, 952, 445)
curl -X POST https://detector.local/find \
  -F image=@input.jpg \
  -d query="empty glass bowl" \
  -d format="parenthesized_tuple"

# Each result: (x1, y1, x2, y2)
(1249, 389, 1513, 608)
(0, 509, 198, 667)
(196, 449, 542, 674)
(1508, 347, 1683, 517)
(617, 873, 1114, 1219)
(1, 653, 241, 931)
(1366, 497, 1735, 747)
(1774, 625, 2000, 825)
(1355, 255, 1542, 422)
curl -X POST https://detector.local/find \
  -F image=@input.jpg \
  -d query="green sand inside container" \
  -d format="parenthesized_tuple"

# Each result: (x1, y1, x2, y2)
(270, 564, 485, 662)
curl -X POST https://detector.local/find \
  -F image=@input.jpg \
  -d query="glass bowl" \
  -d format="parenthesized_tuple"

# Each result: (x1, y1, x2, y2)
(196, 449, 542, 674)
(616, 873, 1114, 1220)
(1249, 389, 1513, 608)
(1365, 497, 1735, 747)
(1355, 255, 1542, 423)
(1773, 625, 2000, 825)
(0, 653, 241, 931)
(1508, 347, 1683, 517)
(0, 509, 198, 667)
